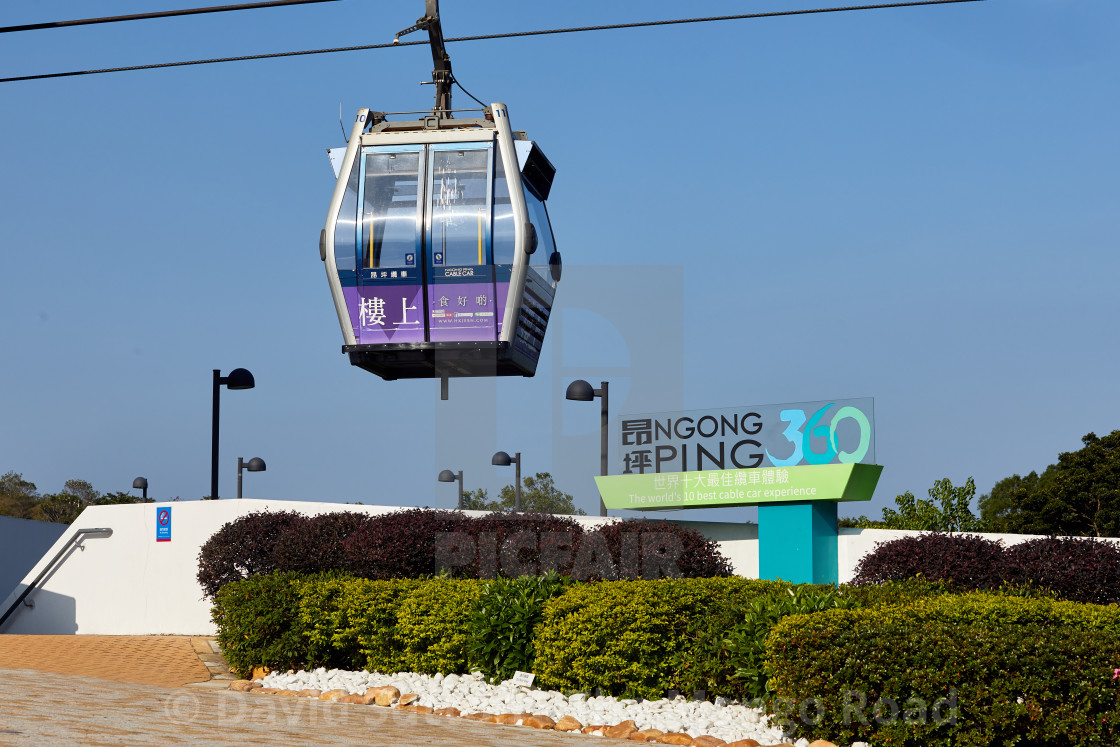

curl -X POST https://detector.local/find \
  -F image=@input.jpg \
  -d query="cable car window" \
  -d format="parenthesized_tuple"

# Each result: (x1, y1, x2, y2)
(362, 152, 420, 269)
(429, 149, 490, 267)
(492, 146, 515, 266)
(333, 156, 360, 273)
(523, 179, 557, 258)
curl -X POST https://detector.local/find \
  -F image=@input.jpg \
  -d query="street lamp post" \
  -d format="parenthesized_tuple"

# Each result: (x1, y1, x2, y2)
(438, 469, 464, 510)
(237, 457, 267, 499)
(566, 379, 609, 516)
(211, 368, 255, 500)
(132, 477, 148, 500)
(491, 451, 521, 512)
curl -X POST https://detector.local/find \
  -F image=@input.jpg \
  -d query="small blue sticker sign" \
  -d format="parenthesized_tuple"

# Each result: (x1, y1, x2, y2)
(156, 507, 171, 542)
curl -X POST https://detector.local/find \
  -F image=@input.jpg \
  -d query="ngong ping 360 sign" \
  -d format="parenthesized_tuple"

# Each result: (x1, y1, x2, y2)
(617, 398, 874, 474)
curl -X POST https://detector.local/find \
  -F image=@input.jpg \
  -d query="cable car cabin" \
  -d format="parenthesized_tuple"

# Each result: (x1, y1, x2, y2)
(320, 103, 561, 382)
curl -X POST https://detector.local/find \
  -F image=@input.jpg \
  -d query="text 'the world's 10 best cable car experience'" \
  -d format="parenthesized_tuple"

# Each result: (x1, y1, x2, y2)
(320, 0, 562, 398)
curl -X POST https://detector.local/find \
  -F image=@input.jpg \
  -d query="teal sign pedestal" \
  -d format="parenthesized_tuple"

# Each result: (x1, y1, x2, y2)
(758, 500, 837, 584)
(595, 463, 883, 585)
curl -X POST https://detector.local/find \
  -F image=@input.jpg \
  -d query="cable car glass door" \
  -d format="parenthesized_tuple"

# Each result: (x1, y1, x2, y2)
(356, 146, 426, 344)
(426, 143, 498, 342)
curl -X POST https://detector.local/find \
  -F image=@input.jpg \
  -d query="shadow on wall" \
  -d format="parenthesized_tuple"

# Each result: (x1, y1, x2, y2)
(0, 587, 77, 635)
(0, 516, 67, 602)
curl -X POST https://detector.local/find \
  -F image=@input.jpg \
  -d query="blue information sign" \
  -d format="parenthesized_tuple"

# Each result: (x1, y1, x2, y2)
(156, 507, 172, 542)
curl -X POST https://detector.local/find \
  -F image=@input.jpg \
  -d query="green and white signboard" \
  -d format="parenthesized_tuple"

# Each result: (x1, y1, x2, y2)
(599, 398, 883, 586)
(595, 463, 882, 511)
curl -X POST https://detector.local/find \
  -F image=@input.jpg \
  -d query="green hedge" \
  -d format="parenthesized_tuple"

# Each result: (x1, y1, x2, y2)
(395, 579, 485, 674)
(297, 575, 424, 673)
(533, 578, 800, 699)
(213, 570, 309, 678)
(765, 594, 1120, 747)
(212, 571, 1120, 746)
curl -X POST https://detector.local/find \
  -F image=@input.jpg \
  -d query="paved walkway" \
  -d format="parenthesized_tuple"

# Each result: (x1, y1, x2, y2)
(0, 668, 593, 746)
(0, 636, 597, 746)
(0, 636, 214, 687)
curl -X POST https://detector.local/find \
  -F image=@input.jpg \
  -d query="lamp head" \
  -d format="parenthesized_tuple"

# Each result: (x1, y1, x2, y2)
(438, 469, 456, 483)
(491, 451, 512, 467)
(225, 368, 255, 390)
(565, 379, 595, 401)
(132, 477, 148, 490)
(246, 457, 266, 472)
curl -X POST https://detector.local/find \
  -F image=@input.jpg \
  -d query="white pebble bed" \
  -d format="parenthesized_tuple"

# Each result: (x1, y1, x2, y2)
(260, 668, 808, 744)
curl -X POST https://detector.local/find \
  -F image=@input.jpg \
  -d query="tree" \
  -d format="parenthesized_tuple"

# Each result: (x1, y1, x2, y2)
(978, 472, 1040, 533)
(89, 491, 155, 506)
(1000, 431, 1120, 537)
(0, 472, 40, 519)
(62, 479, 101, 505)
(26, 493, 84, 524)
(849, 477, 980, 532)
(489, 472, 586, 515)
(461, 487, 501, 512)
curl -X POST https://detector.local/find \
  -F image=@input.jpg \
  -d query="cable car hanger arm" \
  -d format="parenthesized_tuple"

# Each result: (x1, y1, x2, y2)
(394, 0, 453, 118)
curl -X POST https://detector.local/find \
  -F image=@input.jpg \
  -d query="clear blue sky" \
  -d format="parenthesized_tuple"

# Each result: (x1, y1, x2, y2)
(1, 0, 1117, 523)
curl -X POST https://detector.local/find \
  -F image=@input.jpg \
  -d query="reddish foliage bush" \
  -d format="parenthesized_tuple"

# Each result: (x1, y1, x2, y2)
(196, 510, 304, 599)
(199, 511, 733, 588)
(341, 509, 470, 579)
(851, 532, 1007, 590)
(468, 512, 586, 579)
(272, 511, 375, 574)
(578, 519, 734, 580)
(1003, 536, 1120, 605)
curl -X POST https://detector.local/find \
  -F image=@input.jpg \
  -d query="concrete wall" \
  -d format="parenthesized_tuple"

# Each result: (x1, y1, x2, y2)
(0, 515, 67, 602)
(0, 499, 1094, 636)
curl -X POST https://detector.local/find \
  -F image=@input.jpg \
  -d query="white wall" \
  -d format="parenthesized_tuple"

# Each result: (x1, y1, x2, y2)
(0, 515, 67, 602)
(0, 500, 1095, 636)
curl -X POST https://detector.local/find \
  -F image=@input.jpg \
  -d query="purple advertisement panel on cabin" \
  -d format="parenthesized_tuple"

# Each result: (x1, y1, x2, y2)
(346, 284, 426, 345)
(427, 281, 498, 342)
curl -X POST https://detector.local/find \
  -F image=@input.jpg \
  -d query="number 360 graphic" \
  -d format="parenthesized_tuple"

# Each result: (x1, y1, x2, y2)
(765, 403, 872, 467)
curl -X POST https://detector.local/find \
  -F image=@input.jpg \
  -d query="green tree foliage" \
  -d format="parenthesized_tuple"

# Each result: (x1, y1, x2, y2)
(978, 472, 1041, 533)
(462, 473, 585, 514)
(0, 472, 40, 519)
(990, 431, 1120, 537)
(842, 477, 980, 532)
(0, 472, 153, 524)
(461, 487, 499, 512)
(495, 472, 586, 515)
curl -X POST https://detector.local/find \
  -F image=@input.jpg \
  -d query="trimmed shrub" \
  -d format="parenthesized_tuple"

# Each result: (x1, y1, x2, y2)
(197, 511, 304, 599)
(341, 509, 468, 579)
(467, 512, 586, 579)
(272, 511, 374, 575)
(468, 572, 568, 683)
(394, 579, 485, 674)
(581, 519, 734, 580)
(1003, 536, 1120, 605)
(212, 570, 307, 678)
(851, 532, 1007, 590)
(765, 594, 1120, 746)
(296, 575, 423, 673)
(534, 578, 784, 699)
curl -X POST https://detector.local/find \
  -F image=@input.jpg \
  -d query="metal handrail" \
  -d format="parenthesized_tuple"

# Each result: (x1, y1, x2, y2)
(0, 527, 113, 630)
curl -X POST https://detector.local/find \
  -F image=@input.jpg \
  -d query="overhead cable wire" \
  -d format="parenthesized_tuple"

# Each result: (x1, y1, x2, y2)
(0, 0, 985, 84)
(0, 0, 341, 34)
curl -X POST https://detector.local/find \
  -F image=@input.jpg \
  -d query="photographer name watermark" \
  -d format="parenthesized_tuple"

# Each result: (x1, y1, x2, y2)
(754, 689, 959, 730)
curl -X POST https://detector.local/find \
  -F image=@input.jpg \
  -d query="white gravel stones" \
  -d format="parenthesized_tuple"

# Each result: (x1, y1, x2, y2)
(259, 668, 793, 744)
